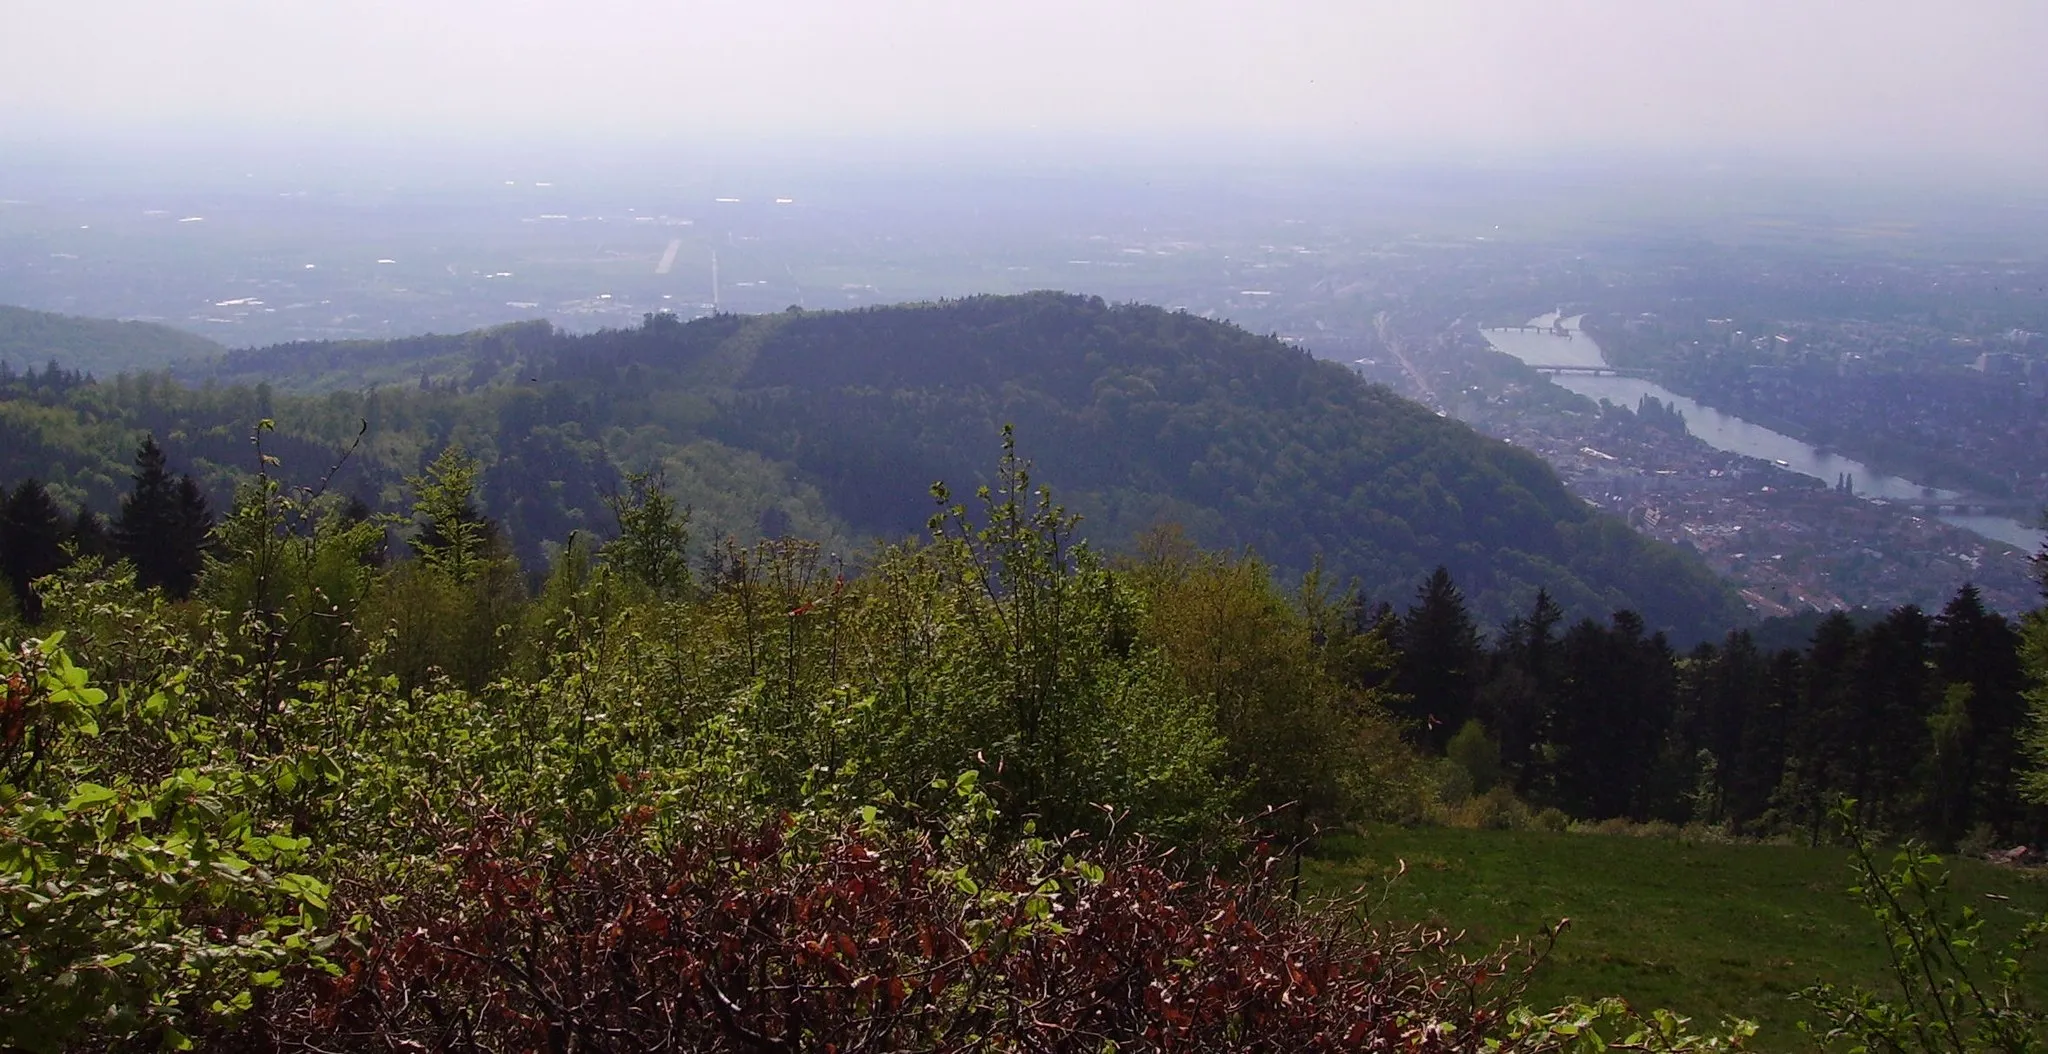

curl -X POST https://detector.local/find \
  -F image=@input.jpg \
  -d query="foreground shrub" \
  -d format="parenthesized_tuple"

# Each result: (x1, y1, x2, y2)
(1796, 802, 2047, 1053)
(0, 639, 333, 1052)
(258, 800, 1544, 1052)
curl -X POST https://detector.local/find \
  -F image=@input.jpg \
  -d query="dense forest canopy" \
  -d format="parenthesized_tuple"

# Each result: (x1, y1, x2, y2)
(5, 293, 1741, 637)
(0, 427, 2044, 1049)
(0, 304, 224, 378)
(3, 295, 2048, 1048)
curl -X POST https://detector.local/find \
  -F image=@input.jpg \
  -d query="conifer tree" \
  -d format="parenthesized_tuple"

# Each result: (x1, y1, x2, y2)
(113, 436, 213, 599)
(1483, 588, 1561, 792)
(408, 445, 494, 582)
(603, 471, 692, 598)
(1775, 611, 1862, 843)
(1932, 584, 2026, 838)
(0, 479, 68, 621)
(1394, 566, 1481, 752)
(67, 506, 112, 562)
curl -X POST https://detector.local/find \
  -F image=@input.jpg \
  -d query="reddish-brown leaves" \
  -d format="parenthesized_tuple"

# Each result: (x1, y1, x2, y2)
(257, 819, 1539, 1053)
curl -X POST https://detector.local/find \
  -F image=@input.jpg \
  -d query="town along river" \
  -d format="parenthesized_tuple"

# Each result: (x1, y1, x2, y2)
(1483, 315, 2047, 553)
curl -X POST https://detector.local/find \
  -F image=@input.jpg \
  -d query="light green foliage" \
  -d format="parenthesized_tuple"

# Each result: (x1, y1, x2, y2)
(1796, 802, 2047, 1053)
(923, 429, 1227, 836)
(406, 445, 486, 582)
(1501, 999, 1756, 1052)
(1449, 718, 1504, 795)
(602, 470, 691, 598)
(0, 638, 333, 1051)
(367, 444, 526, 692)
(2020, 614, 2048, 805)
(202, 424, 383, 703)
(0, 426, 1800, 1049)
(1127, 528, 1422, 834)
(33, 558, 207, 696)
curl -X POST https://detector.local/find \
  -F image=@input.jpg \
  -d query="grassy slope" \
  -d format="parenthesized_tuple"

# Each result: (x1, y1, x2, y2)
(1308, 827, 2048, 1045)
(0, 304, 224, 376)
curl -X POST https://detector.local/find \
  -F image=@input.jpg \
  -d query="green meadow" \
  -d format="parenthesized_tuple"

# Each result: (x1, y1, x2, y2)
(1309, 827, 2048, 1045)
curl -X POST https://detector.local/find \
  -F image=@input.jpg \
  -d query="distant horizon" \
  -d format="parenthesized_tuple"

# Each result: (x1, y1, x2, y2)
(9, 1, 2046, 182)
(7, 124, 2048, 208)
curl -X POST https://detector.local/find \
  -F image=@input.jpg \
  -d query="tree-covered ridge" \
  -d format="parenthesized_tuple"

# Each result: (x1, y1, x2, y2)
(0, 430, 2042, 1049)
(0, 305, 224, 378)
(7, 293, 1738, 636)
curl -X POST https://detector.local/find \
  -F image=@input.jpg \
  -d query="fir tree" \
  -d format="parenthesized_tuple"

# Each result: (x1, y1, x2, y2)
(114, 437, 213, 599)
(1933, 584, 2026, 838)
(0, 479, 68, 621)
(68, 506, 112, 562)
(1483, 588, 1562, 794)
(1394, 566, 1481, 752)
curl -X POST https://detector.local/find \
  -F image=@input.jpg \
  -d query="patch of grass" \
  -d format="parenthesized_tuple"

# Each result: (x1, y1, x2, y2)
(1308, 826, 2048, 1046)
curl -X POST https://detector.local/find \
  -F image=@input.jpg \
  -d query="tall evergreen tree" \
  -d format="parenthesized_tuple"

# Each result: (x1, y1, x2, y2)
(67, 506, 112, 562)
(0, 479, 68, 621)
(114, 437, 213, 599)
(1482, 588, 1562, 795)
(1394, 566, 1481, 752)
(1725, 647, 1801, 832)
(1609, 610, 1681, 820)
(1932, 584, 2026, 839)
(1850, 606, 1936, 834)
(2033, 514, 2047, 599)
(1676, 631, 1769, 826)
(1776, 612, 1862, 844)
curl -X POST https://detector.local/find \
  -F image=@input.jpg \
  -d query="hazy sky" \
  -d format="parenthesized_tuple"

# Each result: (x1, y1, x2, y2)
(5, 0, 2045, 173)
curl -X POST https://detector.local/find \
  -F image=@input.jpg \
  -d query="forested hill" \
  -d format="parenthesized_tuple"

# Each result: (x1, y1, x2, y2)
(0, 304, 224, 376)
(14, 293, 1740, 636)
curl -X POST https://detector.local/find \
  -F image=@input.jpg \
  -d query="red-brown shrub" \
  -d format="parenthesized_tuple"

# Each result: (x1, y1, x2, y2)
(249, 815, 1541, 1052)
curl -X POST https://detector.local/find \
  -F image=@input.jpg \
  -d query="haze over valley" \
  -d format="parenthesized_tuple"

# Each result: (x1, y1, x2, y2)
(6, 2, 2048, 1049)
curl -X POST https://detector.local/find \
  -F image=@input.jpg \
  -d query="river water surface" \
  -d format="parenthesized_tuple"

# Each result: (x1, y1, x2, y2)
(1482, 315, 2045, 552)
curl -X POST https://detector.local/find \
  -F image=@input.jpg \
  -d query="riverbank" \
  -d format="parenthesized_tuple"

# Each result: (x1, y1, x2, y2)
(1404, 319, 2041, 615)
(1493, 315, 2042, 554)
(1580, 313, 2036, 507)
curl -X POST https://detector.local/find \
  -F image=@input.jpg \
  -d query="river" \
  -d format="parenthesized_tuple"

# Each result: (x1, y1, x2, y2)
(1482, 315, 2046, 553)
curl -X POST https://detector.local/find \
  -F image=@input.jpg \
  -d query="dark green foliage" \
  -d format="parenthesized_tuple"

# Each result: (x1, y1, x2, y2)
(1394, 566, 1483, 751)
(1482, 588, 1562, 798)
(676, 295, 1740, 638)
(112, 438, 213, 600)
(1635, 394, 1688, 435)
(0, 304, 223, 377)
(1385, 574, 2046, 848)
(2022, 615, 2048, 808)
(1546, 610, 1680, 820)
(66, 507, 111, 563)
(0, 294, 1739, 638)
(1933, 587, 2028, 837)
(0, 480, 67, 621)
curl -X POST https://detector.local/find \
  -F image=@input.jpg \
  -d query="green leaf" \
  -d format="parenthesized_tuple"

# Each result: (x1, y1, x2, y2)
(64, 783, 118, 811)
(277, 873, 331, 910)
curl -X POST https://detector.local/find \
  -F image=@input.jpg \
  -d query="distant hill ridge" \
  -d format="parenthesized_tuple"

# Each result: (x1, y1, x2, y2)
(0, 305, 225, 376)
(5, 293, 1743, 638)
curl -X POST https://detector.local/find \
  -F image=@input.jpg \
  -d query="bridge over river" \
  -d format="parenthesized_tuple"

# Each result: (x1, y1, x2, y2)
(1526, 363, 1657, 379)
